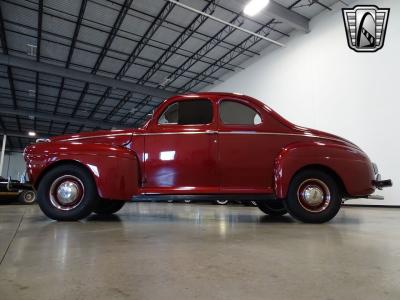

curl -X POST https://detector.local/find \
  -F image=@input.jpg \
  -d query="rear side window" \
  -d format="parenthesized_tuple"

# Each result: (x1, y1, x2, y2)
(158, 99, 213, 125)
(219, 100, 262, 125)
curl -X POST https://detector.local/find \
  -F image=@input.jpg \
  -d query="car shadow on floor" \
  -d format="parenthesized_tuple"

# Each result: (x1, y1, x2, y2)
(258, 215, 295, 223)
(86, 214, 122, 222)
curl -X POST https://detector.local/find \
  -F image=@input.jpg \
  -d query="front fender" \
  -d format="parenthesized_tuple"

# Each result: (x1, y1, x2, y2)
(274, 141, 375, 199)
(26, 142, 139, 201)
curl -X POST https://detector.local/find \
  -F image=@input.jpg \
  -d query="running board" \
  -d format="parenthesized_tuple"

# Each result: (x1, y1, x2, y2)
(132, 194, 276, 202)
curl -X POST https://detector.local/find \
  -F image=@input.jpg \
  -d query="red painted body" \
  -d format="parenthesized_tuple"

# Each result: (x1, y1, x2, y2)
(24, 92, 377, 201)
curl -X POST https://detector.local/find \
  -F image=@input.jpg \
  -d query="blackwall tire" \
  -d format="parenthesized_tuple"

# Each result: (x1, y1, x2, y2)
(37, 164, 98, 221)
(18, 190, 36, 205)
(93, 199, 125, 215)
(285, 169, 342, 223)
(256, 199, 287, 216)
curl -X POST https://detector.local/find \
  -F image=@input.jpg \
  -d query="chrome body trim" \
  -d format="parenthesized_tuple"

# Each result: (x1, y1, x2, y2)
(57, 130, 349, 145)
(59, 133, 132, 142)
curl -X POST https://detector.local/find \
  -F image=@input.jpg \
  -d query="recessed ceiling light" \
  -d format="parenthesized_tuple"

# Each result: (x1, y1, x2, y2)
(28, 131, 36, 137)
(28, 89, 36, 97)
(243, 0, 270, 16)
(26, 44, 37, 56)
(159, 77, 172, 87)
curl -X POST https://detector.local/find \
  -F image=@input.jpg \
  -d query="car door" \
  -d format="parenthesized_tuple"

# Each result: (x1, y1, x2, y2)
(143, 98, 219, 193)
(217, 98, 274, 194)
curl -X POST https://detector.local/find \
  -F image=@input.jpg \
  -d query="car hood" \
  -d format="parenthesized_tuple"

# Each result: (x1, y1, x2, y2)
(48, 129, 136, 146)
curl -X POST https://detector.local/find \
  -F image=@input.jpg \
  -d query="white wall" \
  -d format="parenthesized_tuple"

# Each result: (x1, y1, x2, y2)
(208, 0, 399, 205)
(1, 152, 26, 180)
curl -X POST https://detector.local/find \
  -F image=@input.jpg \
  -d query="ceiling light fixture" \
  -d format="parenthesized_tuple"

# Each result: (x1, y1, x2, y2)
(167, 0, 284, 47)
(160, 76, 172, 87)
(243, 0, 270, 16)
(28, 131, 36, 137)
(28, 89, 36, 97)
(26, 44, 37, 57)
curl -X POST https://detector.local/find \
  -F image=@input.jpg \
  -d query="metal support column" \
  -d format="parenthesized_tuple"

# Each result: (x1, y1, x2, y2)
(0, 135, 7, 176)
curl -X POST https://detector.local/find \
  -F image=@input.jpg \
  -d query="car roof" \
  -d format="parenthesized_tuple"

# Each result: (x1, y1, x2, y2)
(164, 92, 266, 108)
(179, 92, 247, 98)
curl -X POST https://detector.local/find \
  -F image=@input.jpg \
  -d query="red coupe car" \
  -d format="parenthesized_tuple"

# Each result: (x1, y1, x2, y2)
(24, 92, 392, 223)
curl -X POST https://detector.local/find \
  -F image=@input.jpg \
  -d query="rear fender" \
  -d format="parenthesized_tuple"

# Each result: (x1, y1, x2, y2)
(30, 142, 139, 201)
(274, 141, 375, 199)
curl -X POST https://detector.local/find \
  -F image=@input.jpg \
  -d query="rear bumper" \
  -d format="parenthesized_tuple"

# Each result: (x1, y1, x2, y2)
(373, 178, 392, 189)
(371, 163, 392, 190)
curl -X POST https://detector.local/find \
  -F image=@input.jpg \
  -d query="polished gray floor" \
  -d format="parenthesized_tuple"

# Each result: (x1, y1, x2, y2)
(0, 203, 399, 300)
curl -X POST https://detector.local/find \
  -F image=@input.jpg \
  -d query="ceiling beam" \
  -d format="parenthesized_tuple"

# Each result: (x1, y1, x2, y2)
(71, 0, 133, 119)
(168, 0, 285, 47)
(54, 0, 88, 115)
(0, 107, 124, 129)
(233, 0, 309, 32)
(87, 1, 175, 123)
(0, 130, 46, 139)
(0, 5, 17, 109)
(0, 54, 174, 99)
(265, 0, 310, 32)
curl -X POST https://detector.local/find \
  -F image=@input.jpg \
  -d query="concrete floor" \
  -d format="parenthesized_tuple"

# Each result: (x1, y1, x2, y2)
(0, 203, 399, 300)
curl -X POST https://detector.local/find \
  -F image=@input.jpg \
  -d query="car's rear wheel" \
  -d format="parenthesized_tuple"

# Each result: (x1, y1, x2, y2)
(37, 164, 98, 221)
(284, 169, 341, 223)
(256, 199, 287, 216)
(93, 199, 126, 215)
(18, 190, 36, 205)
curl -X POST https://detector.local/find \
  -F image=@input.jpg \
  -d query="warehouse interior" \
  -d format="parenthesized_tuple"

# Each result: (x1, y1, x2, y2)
(0, 0, 398, 299)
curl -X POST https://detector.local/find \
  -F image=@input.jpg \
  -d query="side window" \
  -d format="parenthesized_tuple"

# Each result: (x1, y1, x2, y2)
(219, 100, 262, 125)
(158, 102, 178, 124)
(158, 99, 213, 125)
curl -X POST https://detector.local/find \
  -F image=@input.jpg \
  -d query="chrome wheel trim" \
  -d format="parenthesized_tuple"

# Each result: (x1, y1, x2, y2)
(216, 200, 229, 205)
(297, 178, 331, 213)
(49, 175, 85, 211)
(23, 191, 36, 203)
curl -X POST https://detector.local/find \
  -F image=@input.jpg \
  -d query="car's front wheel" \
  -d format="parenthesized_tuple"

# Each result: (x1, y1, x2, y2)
(37, 164, 98, 221)
(93, 199, 126, 215)
(284, 169, 342, 223)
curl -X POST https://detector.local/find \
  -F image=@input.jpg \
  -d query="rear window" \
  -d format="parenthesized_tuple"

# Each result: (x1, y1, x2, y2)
(158, 99, 213, 125)
(219, 100, 262, 125)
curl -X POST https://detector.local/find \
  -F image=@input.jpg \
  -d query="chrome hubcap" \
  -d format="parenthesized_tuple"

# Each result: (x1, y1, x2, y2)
(217, 200, 228, 205)
(297, 179, 331, 213)
(302, 186, 324, 206)
(57, 181, 79, 204)
(49, 175, 85, 211)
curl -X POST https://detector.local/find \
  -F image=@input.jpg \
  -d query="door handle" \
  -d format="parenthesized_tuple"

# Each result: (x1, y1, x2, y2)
(205, 130, 218, 134)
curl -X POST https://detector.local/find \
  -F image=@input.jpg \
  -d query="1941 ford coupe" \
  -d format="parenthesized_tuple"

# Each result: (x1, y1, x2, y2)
(24, 92, 392, 223)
